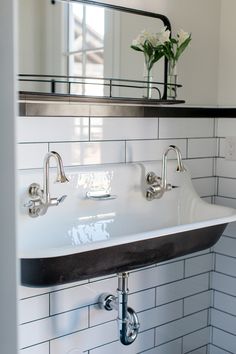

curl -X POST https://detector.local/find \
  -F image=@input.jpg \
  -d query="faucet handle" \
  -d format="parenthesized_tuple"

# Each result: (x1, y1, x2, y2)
(165, 183, 172, 191)
(146, 172, 161, 185)
(57, 195, 67, 204)
(28, 183, 43, 199)
(50, 195, 67, 207)
(23, 200, 35, 208)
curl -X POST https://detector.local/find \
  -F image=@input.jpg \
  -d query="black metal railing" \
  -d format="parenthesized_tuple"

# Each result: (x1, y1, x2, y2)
(18, 74, 182, 101)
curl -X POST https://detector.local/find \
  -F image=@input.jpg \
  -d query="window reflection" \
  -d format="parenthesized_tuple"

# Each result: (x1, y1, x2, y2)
(68, 3, 105, 96)
(67, 214, 115, 246)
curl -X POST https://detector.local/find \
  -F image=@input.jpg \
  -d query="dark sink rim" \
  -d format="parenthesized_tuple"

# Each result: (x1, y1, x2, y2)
(21, 223, 227, 287)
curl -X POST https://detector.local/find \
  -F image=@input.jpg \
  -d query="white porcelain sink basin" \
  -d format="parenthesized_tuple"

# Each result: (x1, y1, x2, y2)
(19, 161, 236, 286)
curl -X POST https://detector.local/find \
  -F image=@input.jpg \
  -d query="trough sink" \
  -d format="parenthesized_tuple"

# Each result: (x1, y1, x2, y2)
(19, 161, 236, 286)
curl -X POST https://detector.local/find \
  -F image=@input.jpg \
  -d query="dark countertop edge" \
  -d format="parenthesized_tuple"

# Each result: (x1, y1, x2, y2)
(144, 106, 236, 117)
(19, 93, 236, 118)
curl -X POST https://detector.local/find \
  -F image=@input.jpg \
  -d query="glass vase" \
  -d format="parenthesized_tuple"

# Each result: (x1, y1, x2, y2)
(143, 64, 153, 99)
(167, 61, 177, 100)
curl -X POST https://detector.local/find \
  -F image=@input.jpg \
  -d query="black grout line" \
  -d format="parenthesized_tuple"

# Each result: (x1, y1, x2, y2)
(48, 293, 51, 317)
(209, 289, 236, 300)
(215, 250, 236, 260)
(213, 117, 217, 138)
(155, 326, 209, 352)
(215, 194, 236, 201)
(18, 136, 220, 145)
(21, 340, 51, 352)
(20, 286, 211, 326)
(214, 269, 236, 280)
(185, 344, 208, 354)
(155, 284, 157, 308)
(185, 156, 216, 160)
(217, 175, 236, 180)
(183, 258, 186, 278)
(207, 306, 210, 328)
(210, 343, 234, 354)
(211, 324, 236, 340)
(212, 305, 236, 318)
(153, 325, 156, 350)
(181, 336, 184, 354)
(88, 305, 91, 328)
(186, 138, 189, 159)
(217, 137, 221, 157)
(91, 323, 209, 353)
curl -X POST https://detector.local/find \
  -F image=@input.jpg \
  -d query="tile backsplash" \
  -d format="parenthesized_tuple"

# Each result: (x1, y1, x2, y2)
(210, 118, 236, 354)
(18, 113, 222, 354)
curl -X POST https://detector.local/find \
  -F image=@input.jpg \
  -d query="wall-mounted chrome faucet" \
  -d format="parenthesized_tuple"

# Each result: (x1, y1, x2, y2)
(99, 272, 140, 346)
(146, 145, 186, 201)
(25, 151, 69, 217)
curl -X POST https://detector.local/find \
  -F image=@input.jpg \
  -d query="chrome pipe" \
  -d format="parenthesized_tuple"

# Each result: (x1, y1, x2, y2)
(98, 272, 140, 346)
(117, 273, 140, 345)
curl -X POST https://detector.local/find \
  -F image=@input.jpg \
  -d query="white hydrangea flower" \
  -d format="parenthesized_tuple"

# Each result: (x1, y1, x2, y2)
(133, 30, 162, 48)
(149, 34, 159, 47)
(132, 28, 171, 48)
(157, 27, 171, 45)
(132, 39, 140, 47)
(138, 30, 151, 45)
(177, 29, 190, 46)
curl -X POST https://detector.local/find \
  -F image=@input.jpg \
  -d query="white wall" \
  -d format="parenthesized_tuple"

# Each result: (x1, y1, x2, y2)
(95, 0, 221, 105)
(155, 0, 221, 106)
(18, 0, 222, 104)
(19, 0, 66, 77)
(218, 0, 236, 106)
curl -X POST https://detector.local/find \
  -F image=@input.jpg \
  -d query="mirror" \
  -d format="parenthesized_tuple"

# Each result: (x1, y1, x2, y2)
(18, 0, 170, 100)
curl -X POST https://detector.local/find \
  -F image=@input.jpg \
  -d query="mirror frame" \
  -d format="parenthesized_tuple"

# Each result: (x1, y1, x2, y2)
(65, 0, 171, 99)
(19, 0, 173, 102)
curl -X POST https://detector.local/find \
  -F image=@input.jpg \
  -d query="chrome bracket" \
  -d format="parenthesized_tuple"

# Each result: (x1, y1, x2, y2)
(24, 183, 44, 218)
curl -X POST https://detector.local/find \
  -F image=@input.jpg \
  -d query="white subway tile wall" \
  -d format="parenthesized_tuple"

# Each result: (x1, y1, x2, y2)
(210, 117, 236, 354)
(90, 117, 158, 141)
(18, 116, 218, 354)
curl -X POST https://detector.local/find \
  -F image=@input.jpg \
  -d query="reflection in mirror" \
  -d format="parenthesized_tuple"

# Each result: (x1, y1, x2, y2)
(18, 0, 169, 99)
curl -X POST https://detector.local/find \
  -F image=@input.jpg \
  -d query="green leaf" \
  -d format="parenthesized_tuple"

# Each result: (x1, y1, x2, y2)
(130, 45, 143, 52)
(143, 41, 154, 57)
(175, 36, 191, 61)
(154, 49, 164, 61)
(162, 43, 174, 61)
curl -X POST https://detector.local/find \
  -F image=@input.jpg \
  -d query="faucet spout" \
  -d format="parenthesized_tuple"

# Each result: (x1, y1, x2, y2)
(45, 151, 68, 182)
(162, 145, 186, 189)
(43, 151, 69, 204)
(25, 151, 69, 217)
(168, 145, 186, 172)
(145, 145, 185, 201)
